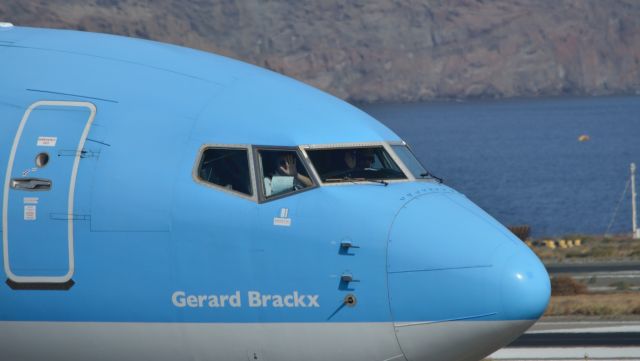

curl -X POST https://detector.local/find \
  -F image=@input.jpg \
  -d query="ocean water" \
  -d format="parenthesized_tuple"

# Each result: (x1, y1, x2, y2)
(361, 96, 640, 237)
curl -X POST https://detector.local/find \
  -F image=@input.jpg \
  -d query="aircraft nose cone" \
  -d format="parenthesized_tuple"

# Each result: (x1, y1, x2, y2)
(387, 191, 550, 361)
(500, 248, 551, 320)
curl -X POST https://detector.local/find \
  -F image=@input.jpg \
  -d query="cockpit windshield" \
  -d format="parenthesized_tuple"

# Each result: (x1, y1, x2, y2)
(306, 146, 407, 183)
(391, 144, 428, 178)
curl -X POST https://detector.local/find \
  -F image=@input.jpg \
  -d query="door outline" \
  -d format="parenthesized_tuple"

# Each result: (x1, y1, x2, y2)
(2, 100, 96, 284)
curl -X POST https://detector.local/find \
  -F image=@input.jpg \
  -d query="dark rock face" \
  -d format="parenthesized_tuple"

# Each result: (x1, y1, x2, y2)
(3, 0, 640, 102)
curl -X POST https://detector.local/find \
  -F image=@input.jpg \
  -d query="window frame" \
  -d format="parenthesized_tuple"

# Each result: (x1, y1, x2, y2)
(192, 141, 432, 203)
(253, 145, 320, 203)
(192, 144, 258, 202)
(300, 141, 416, 185)
(388, 140, 439, 182)
(390, 141, 435, 181)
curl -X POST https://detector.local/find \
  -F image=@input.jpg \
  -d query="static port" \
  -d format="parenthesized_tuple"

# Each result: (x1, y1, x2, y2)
(344, 294, 357, 307)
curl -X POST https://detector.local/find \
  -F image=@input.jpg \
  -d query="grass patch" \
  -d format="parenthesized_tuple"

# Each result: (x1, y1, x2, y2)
(590, 245, 615, 258)
(551, 276, 588, 295)
(545, 292, 640, 316)
(629, 245, 640, 258)
(609, 281, 632, 291)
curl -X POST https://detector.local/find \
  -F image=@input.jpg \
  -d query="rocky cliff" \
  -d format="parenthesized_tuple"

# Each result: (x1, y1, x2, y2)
(2, 0, 640, 102)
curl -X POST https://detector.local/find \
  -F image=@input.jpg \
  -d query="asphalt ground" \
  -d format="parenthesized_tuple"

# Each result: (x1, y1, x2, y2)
(491, 321, 640, 360)
(509, 332, 640, 347)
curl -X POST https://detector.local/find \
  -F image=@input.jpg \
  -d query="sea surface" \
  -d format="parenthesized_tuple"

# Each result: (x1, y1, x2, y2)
(361, 96, 640, 237)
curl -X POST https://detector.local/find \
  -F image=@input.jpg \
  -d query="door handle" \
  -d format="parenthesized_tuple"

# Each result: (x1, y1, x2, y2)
(11, 178, 52, 191)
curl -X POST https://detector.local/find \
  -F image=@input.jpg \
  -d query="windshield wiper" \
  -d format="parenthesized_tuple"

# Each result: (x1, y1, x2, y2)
(419, 171, 443, 183)
(325, 177, 388, 186)
(366, 178, 389, 186)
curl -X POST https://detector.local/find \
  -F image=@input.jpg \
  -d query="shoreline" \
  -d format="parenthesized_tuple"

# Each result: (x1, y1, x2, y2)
(354, 92, 640, 107)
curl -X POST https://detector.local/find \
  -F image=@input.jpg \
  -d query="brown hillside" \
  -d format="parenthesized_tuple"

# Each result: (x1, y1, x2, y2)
(2, 0, 640, 102)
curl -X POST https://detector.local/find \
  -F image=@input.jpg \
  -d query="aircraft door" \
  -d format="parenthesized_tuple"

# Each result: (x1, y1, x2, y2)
(2, 101, 96, 286)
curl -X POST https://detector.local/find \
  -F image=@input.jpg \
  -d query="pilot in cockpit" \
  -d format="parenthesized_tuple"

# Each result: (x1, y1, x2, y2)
(356, 149, 375, 170)
(342, 149, 375, 175)
(264, 152, 312, 197)
(344, 150, 357, 170)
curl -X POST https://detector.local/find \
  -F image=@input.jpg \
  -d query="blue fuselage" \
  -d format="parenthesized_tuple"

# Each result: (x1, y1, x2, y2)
(0, 25, 549, 361)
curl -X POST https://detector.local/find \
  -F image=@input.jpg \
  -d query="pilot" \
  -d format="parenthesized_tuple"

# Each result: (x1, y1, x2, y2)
(342, 149, 375, 174)
(357, 149, 375, 169)
(264, 153, 312, 196)
(277, 153, 312, 188)
(344, 150, 357, 170)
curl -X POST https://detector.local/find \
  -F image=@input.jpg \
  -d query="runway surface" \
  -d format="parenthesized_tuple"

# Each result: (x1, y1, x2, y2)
(490, 321, 640, 360)
(510, 331, 640, 346)
(491, 347, 640, 360)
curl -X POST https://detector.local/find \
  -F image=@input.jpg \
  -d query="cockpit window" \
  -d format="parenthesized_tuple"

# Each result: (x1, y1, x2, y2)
(198, 147, 252, 196)
(306, 146, 407, 183)
(258, 149, 313, 198)
(391, 144, 429, 179)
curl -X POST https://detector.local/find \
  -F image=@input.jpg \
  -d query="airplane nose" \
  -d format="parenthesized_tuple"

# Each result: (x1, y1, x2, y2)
(387, 190, 550, 361)
(500, 247, 551, 320)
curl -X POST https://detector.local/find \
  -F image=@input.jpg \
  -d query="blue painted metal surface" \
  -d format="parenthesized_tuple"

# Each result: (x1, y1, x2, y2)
(0, 26, 550, 328)
(388, 192, 550, 322)
(6, 104, 92, 278)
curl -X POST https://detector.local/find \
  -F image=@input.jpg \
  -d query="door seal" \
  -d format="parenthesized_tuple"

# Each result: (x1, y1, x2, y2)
(6, 278, 75, 291)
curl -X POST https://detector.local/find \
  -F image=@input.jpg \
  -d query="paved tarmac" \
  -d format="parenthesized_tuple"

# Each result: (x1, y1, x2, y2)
(491, 347, 640, 360)
(490, 321, 640, 360)
(509, 332, 640, 347)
